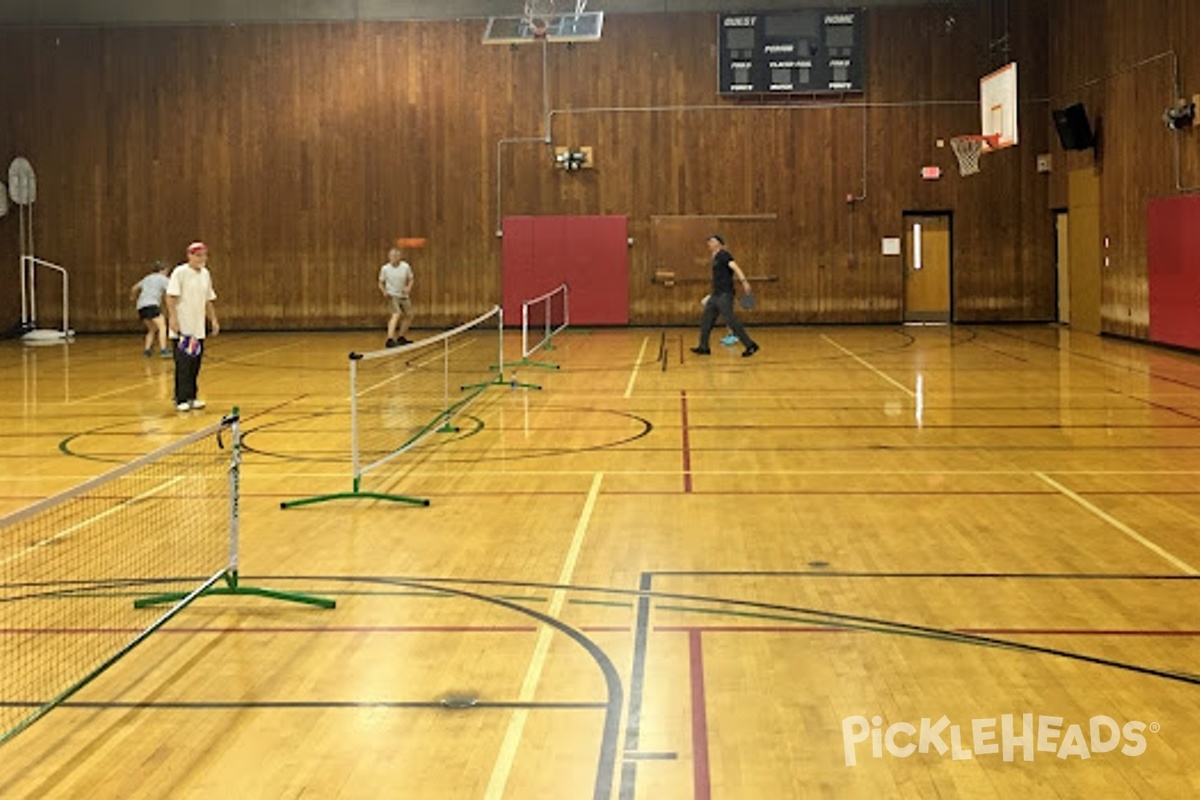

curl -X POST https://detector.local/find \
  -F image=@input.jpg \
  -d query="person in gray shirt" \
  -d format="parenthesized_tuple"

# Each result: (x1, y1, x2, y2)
(129, 260, 171, 357)
(378, 246, 415, 348)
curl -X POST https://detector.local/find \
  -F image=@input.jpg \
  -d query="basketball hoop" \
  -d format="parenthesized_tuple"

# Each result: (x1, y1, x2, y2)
(950, 134, 1001, 176)
(525, 0, 556, 39)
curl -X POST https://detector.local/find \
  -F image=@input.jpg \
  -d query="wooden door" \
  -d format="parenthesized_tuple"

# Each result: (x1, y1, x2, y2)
(903, 214, 951, 322)
(1056, 211, 1070, 323)
(1067, 167, 1101, 334)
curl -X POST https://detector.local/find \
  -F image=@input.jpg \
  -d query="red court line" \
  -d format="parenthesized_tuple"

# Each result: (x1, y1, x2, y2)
(19, 624, 1197, 637)
(1, 625, 539, 635)
(16, 490, 1200, 502)
(681, 390, 693, 493)
(964, 628, 1200, 637)
(11, 490, 1200, 502)
(688, 629, 712, 800)
(597, 491, 1055, 497)
(1, 625, 633, 635)
(656, 626, 1200, 636)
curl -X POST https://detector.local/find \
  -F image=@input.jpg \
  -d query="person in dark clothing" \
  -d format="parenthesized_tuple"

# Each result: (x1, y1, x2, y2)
(691, 234, 759, 358)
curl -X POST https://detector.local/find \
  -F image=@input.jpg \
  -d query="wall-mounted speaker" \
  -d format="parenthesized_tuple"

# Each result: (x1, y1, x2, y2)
(1053, 103, 1095, 150)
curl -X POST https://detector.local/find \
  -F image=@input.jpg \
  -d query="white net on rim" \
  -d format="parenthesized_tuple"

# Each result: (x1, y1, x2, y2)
(524, 0, 557, 35)
(950, 135, 998, 176)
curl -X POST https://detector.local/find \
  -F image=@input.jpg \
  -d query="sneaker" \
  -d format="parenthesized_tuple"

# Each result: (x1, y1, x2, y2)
(690, 347, 711, 355)
(176, 402, 191, 412)
(398, 336, 412, 345)
(189, 399, 206, 410)
(143, 349, 152, 357)
(720, 334, 738, 346)
(385, 338, 398, 348)
(742, 344, 760, 358)
(160, 348, 171, 357)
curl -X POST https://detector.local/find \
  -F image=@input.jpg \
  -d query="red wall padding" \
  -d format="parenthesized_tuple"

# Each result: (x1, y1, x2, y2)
(502, 215, 629, 326)
(1148, 195, 1200, 350)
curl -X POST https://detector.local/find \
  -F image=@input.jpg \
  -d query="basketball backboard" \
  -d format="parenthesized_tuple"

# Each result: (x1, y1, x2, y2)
(980, 62, 1018, 149)
(483, 11, 603, 45)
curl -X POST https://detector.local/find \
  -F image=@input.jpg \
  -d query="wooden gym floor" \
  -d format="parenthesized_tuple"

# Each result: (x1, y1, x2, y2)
(1, 324, 1199, 799)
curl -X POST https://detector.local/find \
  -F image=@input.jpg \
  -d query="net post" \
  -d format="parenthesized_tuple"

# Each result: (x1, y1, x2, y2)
(137, 411, 336, 609)
(227, 407, 240, 581)
(282, 308, 506, 506)
(19, 253, 28, 329)
(498, 302, 544, 389)
(28, 255, 36, 326)
(504, 286, 564, 370)
(349, 353, 362, 485)
(62, 269, 69, 339)
(498, 303, 505, 381)
(522, 302, 529, 358)
(0, 411, 335, 744)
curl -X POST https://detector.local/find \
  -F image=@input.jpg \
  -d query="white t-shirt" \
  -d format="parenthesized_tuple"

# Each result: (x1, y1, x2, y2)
(167, 264, 217, 339)
(379, 261, 413, 298)
(135, 272, 169, 309)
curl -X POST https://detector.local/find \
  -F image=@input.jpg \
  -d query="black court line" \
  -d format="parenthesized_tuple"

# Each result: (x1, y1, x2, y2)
(53, 394, 308, 464)
(955, 331, 1030, 362)
(237, 408, 653, 465)
(7, 570, 1194, 605)
(1119, 392, 1200, 425)
(13, 570, 1195, 799)
(0, 699, 605, 711)
(231, 441, 1200, 460)
(328, 574, 1200, 685)
(982, 327, 1200, 390)
(13, 399, 1199, 418)
(355, 577, 624, 800)
(644, 570, 1200, 580)
(618, 763, 638, 800)
(622, 572, 655, 800)
(624, 572, 653, 755)
(622, 751, 677, 761)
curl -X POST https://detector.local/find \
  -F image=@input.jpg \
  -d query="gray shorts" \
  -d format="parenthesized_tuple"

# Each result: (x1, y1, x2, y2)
(388, 296, 412, 316)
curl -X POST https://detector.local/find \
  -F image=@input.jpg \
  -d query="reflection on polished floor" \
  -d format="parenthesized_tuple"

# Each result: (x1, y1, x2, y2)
(1, 325, 1199, 799)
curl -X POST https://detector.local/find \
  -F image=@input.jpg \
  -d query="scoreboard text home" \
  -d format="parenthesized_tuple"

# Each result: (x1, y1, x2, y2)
(718, 9, 865, 95)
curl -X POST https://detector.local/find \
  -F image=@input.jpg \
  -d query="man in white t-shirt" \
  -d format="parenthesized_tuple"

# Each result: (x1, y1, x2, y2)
(378, 246, 414, 348)
(166, 241, 220, 412)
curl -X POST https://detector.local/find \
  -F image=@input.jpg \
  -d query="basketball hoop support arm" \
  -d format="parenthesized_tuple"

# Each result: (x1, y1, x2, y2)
(495, 36, 554, 237)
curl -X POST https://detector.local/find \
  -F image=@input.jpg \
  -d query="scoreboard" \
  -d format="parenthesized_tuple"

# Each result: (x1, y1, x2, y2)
(719, 9, 865, 95)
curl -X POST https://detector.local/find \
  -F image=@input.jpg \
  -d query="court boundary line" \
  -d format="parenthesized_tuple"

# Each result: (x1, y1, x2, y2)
(1034, 472, 1200, 575)
(688, 629, 712, 800)
(354, 574, 1200, 686)
(0, 699, 608, 711)
(483, 472, 605, 800)
(68, 340, 302, 405)
(680, 391, 692, 493)
(624, 336, 649, 398)
(820, 334, 916, 397)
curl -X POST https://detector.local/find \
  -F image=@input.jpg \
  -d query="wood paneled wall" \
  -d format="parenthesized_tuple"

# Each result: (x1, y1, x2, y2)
(0, 3, 1055, 332)
(1048, 0, 1200, 339)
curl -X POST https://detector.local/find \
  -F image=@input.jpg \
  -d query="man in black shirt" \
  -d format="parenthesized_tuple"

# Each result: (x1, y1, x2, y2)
(691, 234, 759, 357)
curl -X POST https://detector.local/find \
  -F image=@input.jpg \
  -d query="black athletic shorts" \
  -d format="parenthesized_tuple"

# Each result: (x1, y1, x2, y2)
(138, 305, 162, 320)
